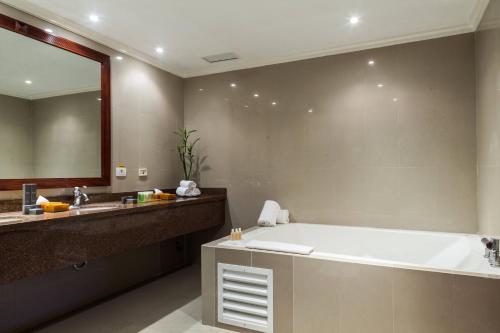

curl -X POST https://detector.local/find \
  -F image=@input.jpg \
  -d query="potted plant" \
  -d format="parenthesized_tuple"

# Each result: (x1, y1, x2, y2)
(174, 128, 200, 181)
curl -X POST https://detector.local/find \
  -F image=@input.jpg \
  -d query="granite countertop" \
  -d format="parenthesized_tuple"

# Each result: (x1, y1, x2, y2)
(0, 190, 226, 232)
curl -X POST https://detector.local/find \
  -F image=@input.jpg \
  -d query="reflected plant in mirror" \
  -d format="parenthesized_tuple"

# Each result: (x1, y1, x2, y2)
(174, 128, 200, 181)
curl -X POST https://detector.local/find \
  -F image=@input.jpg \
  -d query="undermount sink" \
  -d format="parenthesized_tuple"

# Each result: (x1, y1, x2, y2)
(71, 205, 119, 213)
(0, 216, 25, 223)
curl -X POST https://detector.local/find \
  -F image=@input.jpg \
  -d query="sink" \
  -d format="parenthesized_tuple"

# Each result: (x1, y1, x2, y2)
(0, 216, 25, 223)
(71, 205, 119, 213)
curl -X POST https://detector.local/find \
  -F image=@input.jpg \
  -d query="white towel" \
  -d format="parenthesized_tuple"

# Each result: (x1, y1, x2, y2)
(36, 195, 49, 205)
(153, 188, 163, 194)
(257, 200, 280, 227)
(179, 180, 197, 189)
(246, 240, 314, 255)
(277, 209, 289, 224)
(176, 187, 201, 197)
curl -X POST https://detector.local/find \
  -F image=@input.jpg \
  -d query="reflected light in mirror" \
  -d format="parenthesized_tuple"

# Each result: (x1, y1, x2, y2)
(368, 59, 375, 65)
(115, 56, 123, 60)
(253, 93, 259, 98)
(271, 101, 277, 106)
(24, 80, 32, 85)
(155, 47, 164, 54)
(89, 14, 99, 22)
(308, 108, 314, 113)
(377, 83, 384, 88)
(349, 16, 360, 25)
(198, 88, 204, 91)
(230, 83, 237, 87)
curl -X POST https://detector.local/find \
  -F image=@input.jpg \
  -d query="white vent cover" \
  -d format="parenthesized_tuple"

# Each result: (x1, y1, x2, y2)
(218, 263, 273, 333)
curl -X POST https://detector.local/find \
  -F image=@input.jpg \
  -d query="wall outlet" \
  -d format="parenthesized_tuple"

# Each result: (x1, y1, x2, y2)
(138, 168, 148, 177)
(115, 166, 127, 177)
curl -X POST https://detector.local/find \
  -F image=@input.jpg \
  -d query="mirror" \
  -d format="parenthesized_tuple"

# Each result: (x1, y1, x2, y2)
(0, 14, 110, 190)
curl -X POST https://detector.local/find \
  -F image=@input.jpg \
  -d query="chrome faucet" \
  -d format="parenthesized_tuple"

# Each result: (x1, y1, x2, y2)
(72, 186, 89, 207)
(481, 238, 500, 267)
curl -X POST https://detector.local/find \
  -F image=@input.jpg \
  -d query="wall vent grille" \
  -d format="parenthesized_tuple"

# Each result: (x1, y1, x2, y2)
(203, 52, 239, 63)
(217, 263, 273, 333)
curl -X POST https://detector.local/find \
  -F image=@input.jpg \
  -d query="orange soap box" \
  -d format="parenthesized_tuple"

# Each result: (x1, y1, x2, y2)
(41, 202, 70, 213)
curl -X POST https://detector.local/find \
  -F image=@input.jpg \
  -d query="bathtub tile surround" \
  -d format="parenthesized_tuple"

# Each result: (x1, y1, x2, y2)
(476, 0, 500, 236)
(185, 33, 477, 234)
(203, 242, 500, 333)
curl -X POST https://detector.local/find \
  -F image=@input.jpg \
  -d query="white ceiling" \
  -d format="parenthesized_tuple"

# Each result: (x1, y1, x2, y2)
(2, 0, 490, 78)
(0, 26, 100, 99)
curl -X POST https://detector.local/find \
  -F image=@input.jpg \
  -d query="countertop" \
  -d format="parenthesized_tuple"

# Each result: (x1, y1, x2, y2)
(0, 190, 226, 232)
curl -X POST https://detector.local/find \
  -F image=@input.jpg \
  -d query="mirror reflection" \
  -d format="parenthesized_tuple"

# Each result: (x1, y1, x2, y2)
(0, 27, 101, 179)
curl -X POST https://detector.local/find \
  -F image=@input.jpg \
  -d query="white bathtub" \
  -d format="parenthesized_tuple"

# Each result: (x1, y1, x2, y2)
(219, 223, 500, 279)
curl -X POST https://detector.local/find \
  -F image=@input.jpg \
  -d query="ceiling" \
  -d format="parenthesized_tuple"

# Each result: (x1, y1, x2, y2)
(0, 26, 100, 99)
(2, 0, 490, 78)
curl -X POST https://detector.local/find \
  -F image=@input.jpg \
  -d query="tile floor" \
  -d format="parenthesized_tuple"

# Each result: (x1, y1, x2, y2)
(36, 265, 234, 333)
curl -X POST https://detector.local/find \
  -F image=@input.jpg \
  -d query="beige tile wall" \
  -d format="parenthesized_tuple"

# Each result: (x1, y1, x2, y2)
(203, 246, 500, 333)
(476, 0, 500, 236)
(185, 34, 477, 232)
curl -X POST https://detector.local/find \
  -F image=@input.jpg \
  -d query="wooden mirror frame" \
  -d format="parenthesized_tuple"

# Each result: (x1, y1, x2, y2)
(0, 13, 111, 190)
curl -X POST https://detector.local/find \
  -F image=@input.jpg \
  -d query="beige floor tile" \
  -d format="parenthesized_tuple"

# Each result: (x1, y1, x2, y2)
(35, 265, 235, 333)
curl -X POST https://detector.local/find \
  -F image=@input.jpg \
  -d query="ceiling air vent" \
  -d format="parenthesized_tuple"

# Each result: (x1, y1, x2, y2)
(218, 263, 273, 333)
(203, 52, 239, 63)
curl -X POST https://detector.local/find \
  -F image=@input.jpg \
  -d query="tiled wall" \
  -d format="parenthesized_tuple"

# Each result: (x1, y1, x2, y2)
(185, 34, 477, 233)
(202, 245, 500, 333)
(476, 0, 500, 236)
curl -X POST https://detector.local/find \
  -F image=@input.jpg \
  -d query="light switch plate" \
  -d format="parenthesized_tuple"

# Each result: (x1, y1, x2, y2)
(138, 168, 148, 177)
(115, 166, 127, 177)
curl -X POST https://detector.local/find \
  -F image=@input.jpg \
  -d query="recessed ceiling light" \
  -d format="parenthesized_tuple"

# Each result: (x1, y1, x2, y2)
(368, 59, 375, 65)
(244, 105, 249, 108)
(198, 88, 204, 91)
(271, 101, 277, 106)
(253, 93, 259, 98)
(393, 98, 398, 102)
(308, 108, 314, 113)
(115, 56, 123, 60)
(230, 83, 237, 88)
(44, 28, 53, 33)
(349, 16, 360, 25)
(97, 97, 102, 101)
(89, 14, 99, 22)
(25, 80, 32, 85)
(155, 47, 164, 54)
(377, 83, 384, 88)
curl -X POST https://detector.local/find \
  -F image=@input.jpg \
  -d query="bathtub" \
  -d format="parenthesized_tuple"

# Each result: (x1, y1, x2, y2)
(203, 223, 500, 333)
(218, 223, 500, 278)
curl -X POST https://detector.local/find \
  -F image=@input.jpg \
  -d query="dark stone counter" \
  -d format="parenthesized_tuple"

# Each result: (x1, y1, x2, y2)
(0, 189, 226, 284)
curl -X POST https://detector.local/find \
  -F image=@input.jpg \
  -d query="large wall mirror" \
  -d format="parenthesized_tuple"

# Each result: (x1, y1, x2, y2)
(0, 14, 110, 190)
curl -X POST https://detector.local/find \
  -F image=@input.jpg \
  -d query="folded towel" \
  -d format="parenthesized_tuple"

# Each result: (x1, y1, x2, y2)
(36, 195, 49, 205)
(277, 209, 289, 224)
(257, 200, 280, 227)
(246, 240, 314, 255)
(176, 186, 201, 197)
(179, 180, 197, 189)
(153, 188, 163, 194)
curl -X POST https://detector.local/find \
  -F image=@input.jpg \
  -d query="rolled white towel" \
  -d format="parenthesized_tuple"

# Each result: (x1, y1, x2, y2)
(179, 180, 197, 189)
(153, 188, 163, 194)
(176, 186, 201, 197)
(257, 200, 280, 227)
(277, 209, 289, 224)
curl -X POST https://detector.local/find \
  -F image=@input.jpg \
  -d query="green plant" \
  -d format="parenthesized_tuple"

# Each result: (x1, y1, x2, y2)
(174, 128, 200, 180)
